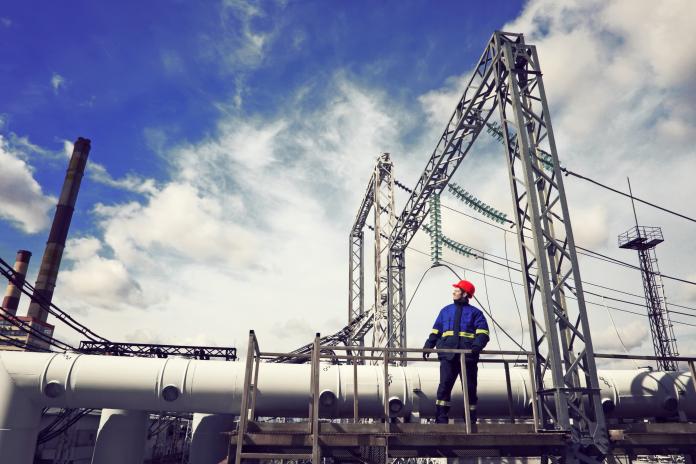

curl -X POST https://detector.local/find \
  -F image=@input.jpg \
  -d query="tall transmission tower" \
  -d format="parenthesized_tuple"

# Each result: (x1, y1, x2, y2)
(618, 180, 678, 371)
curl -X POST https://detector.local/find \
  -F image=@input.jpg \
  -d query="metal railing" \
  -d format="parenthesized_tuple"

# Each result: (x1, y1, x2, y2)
(233, 330, 537, 463)
(595, 352, 696, 378)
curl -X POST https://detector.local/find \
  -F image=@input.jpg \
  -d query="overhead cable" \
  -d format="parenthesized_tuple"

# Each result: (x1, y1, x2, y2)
(439, 200, 696, 288)
(0, 256, 109, 342)
(561, 167, 696, 225)
(405, 246, 696, 329)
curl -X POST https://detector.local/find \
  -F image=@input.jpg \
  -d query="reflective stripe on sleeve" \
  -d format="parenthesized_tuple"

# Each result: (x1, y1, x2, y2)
(435, 400, 451, 406)
(475, 329, 489, 335)
(431, 328, 440, 335)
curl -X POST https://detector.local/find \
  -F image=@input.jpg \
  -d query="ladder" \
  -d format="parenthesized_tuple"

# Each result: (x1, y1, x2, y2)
(233, 330, 321, 463)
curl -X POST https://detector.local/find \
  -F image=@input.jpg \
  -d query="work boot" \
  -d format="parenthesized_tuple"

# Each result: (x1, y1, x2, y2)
(435, 405, 450, 423)
(468, 406, 477, 425)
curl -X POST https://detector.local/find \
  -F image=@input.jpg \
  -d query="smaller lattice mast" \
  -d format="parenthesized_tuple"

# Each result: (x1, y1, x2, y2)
(618, 178, 678, 371)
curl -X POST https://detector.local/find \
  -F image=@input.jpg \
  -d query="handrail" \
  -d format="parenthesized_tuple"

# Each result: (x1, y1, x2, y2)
(594, 353, 696, 362)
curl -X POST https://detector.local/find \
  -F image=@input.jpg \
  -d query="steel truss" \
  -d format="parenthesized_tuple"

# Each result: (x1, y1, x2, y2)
(372, 153, 398, 350)
(347, 153, 407, 357)
(78, 341, 237, 360)
(348, 171, 372, 346)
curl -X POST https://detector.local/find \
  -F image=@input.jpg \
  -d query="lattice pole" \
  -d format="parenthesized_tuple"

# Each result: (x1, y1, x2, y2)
(372, 153, 397, 350)
(348, 171, 376, 348)
(493, 31, 608, 460)
(348, 230, 365, 344)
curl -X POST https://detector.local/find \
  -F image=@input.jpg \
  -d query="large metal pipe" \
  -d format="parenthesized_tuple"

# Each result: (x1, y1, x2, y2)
(0, 356, 42, 464)
(91, 409, 148, 464)
(0, 352, 693, 463)
(2, 250, 32, 316)
(27, 137, 90, 322)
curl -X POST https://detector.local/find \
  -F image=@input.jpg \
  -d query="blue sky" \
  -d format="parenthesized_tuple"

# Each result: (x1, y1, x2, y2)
(1, 0, 523, 254)
(1, 0, 696, 362)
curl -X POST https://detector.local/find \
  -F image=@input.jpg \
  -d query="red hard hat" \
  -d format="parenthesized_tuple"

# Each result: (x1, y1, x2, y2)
(452, 280, 475, 297)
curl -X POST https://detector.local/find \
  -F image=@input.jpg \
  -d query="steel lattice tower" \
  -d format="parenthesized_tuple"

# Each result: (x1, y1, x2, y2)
(619, 182, 678, 371)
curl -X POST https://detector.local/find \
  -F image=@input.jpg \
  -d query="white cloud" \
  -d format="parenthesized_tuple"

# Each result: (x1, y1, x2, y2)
(59, 237, 145, 312)
(93, 182, 255, 266)
(0, 136, 55, 233)
(570, 205, 610, 249)
(51, 73, 65, 94)
(89, 163, 158, 195)
(52, 77, 408, 349)
(592, 319, 649, 352)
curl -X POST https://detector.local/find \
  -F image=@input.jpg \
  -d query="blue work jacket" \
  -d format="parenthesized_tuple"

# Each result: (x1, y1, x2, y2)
(423, 302, 490, 360)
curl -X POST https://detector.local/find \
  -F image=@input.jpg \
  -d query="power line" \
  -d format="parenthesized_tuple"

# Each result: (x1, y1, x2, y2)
(0, 332, 54, 352)
(440, 199, 696, 288)
(575, 246, 696, 287)
(405, 246, 696, 329)
(502, 230, 526, 348)
(0, 256, 109, 342)
(418, 221, 696, 313)
(0, 308, 76, 351)
(561, 167, 696, 224)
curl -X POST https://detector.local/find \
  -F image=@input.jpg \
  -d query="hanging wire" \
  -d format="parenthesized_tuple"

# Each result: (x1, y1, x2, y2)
(503, 230, 526, 349)
(481, 252, 504, 355)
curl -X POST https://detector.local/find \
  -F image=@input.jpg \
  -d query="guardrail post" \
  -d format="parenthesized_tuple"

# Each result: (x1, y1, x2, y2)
(249, 346, 261, 419)
(460, 350, 472, 433)
(234, 331, 256, 464)
(383, 348, 390, 432)
(353, 354, 359, 422)
(311, 333, 321, 463)
(504, 360, 515, 423)
(526, 353, 540, 431)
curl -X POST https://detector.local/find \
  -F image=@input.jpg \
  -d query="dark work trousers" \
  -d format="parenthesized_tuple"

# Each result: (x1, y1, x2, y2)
(435, 354, 478, 423)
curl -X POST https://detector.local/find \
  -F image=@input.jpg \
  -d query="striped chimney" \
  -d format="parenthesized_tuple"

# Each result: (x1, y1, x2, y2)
(2, 250, 32, 316)
(26, 137, 91, 322)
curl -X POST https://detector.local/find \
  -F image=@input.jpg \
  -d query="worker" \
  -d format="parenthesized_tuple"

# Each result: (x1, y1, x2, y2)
(422, 280, 489, 424)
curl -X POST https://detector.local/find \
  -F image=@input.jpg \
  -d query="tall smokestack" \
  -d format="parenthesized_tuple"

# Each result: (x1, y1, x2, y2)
(27, 137, 90, 322)
(2, 250, 32, 316)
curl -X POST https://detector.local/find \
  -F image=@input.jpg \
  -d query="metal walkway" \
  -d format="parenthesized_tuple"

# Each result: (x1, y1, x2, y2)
(225, 332, 696, 463)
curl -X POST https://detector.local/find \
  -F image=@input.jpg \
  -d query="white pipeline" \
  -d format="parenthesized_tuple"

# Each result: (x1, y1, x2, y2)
(0, 352, 694, 464)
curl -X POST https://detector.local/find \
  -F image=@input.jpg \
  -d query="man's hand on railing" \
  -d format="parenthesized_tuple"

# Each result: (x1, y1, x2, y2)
(423, 350, 431, 360)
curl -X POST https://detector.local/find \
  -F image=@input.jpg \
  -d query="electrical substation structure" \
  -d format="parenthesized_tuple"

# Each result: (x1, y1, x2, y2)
(345, 30, 610, 462)
(2, 30, 696, 464)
